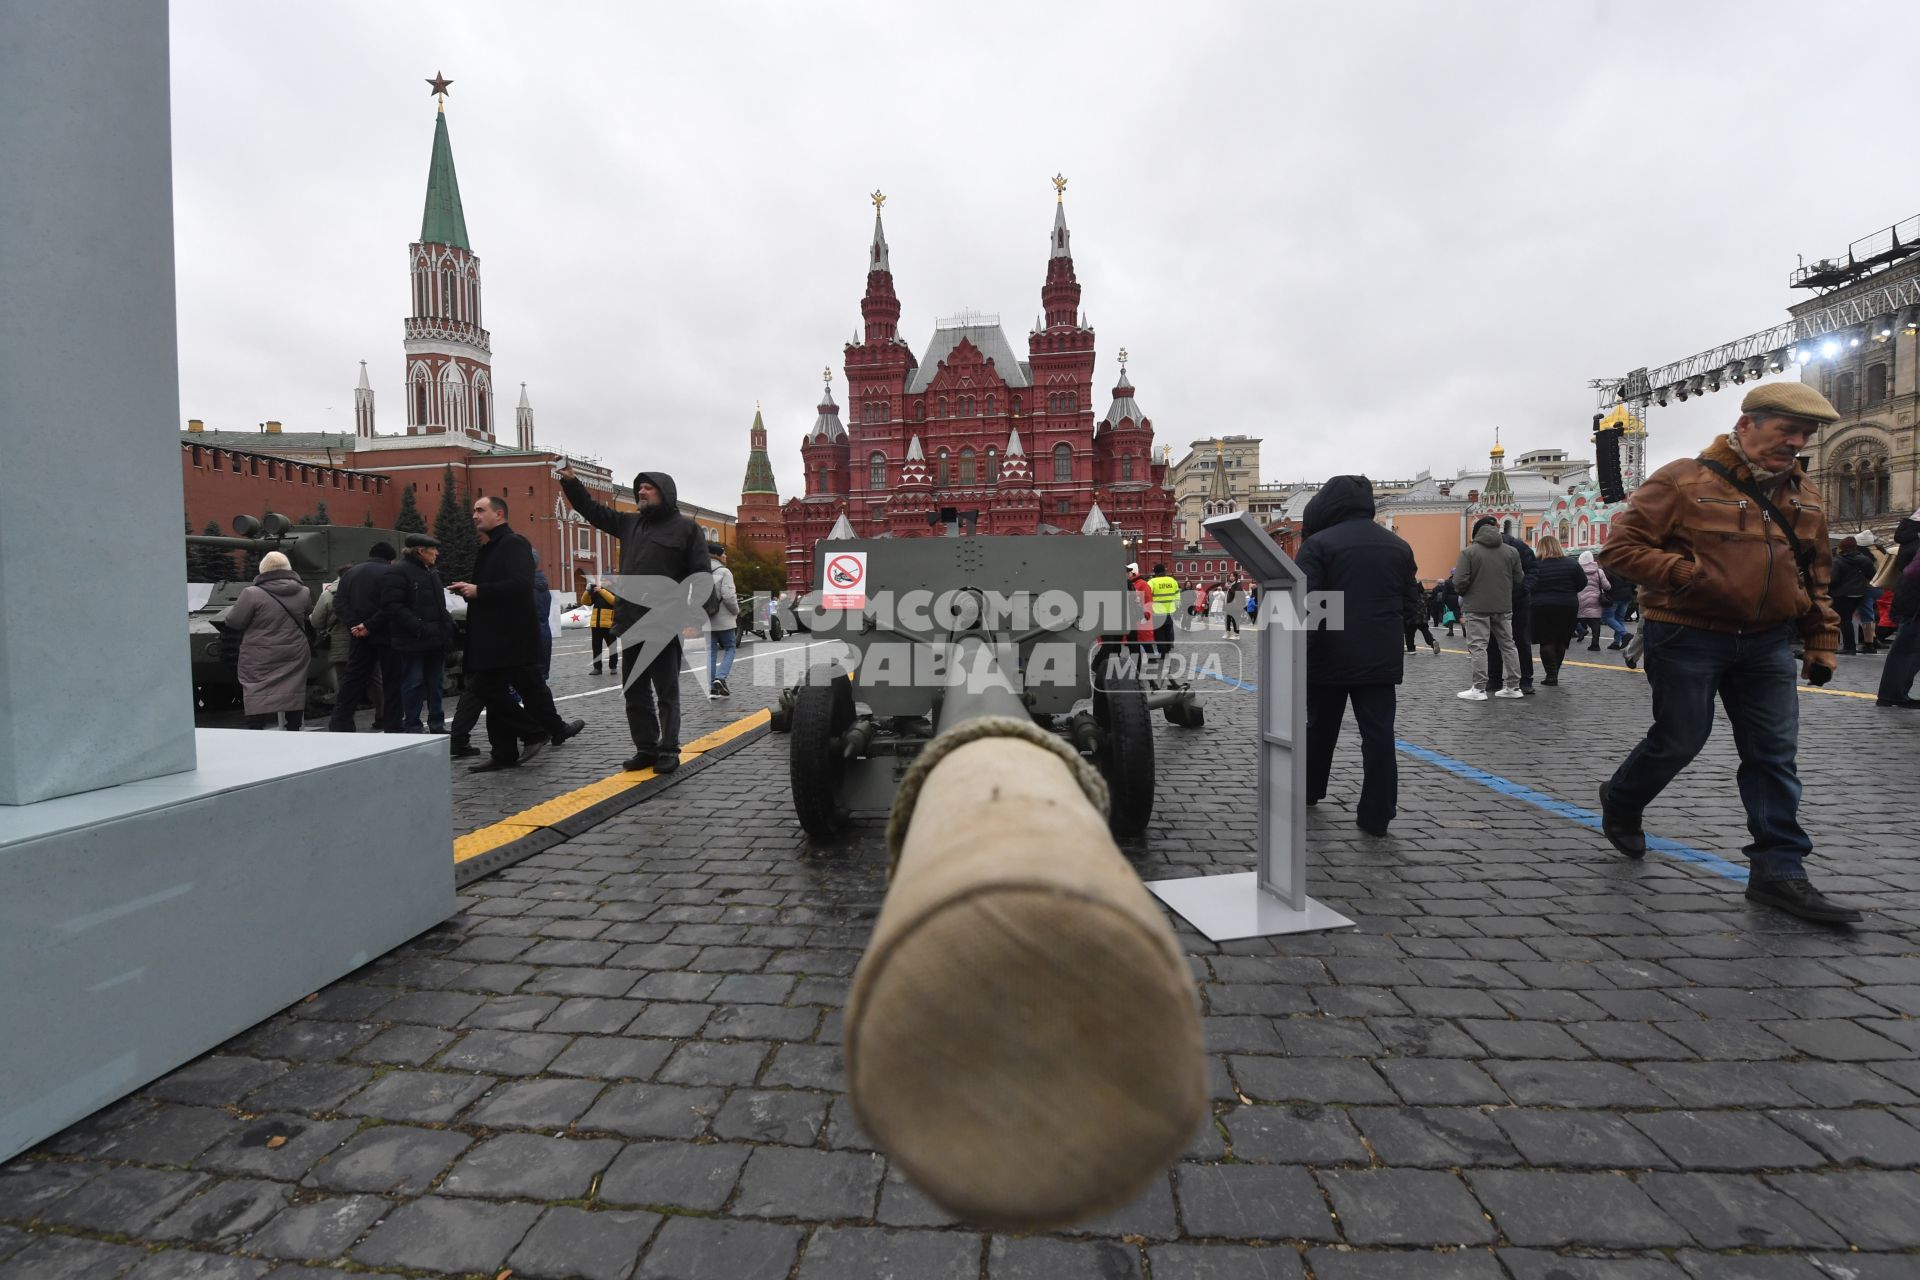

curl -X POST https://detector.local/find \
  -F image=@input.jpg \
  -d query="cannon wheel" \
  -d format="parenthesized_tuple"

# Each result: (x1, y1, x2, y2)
(1093, 673, 1154, 836)
(791, 680, 854, 837)
(768, 687, 795, 734)
(1164, 692, 1205, 729)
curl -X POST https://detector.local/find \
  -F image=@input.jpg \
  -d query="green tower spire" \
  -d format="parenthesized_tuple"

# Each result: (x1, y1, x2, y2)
(741, 407, 778, 495)
(419, 107, 470, 250)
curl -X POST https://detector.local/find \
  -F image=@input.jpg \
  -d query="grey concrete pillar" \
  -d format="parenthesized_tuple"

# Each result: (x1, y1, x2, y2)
(0, 0, 196, 803)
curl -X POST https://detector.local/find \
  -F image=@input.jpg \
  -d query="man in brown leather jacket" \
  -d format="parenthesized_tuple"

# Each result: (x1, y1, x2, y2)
(1596, 382, 1857, 924)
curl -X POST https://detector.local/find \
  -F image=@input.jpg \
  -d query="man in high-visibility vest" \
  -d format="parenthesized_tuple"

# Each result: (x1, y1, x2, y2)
(1147, 563, 1181, 659)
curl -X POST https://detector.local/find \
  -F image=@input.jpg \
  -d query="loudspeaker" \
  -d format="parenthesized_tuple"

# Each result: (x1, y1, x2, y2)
(1595, 426, 1626, 503)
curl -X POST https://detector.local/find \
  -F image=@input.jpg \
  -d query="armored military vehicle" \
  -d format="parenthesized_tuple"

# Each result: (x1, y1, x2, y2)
(186, 514, 462, 713)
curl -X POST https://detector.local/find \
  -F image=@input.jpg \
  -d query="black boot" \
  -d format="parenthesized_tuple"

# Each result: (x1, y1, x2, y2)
(1745, 878, 1862, 925)
(1597, 782, 1645, 859)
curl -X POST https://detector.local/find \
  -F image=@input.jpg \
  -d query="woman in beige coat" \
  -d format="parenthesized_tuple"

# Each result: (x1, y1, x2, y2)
(225, 551, 314, 729)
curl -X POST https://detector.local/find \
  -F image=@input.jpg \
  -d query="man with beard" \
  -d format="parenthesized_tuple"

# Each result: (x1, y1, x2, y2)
(559, 463, 711, 773)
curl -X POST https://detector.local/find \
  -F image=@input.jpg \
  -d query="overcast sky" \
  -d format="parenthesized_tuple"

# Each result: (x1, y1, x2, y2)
(170, 0, 1920, 509)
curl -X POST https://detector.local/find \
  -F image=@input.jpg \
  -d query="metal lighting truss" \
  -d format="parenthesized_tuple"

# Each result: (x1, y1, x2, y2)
(1595, 272, 1920, 409)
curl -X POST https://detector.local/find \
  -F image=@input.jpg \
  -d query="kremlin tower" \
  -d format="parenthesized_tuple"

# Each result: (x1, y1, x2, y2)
(735, 404, 785, 556)
(403, 73, 495, 439)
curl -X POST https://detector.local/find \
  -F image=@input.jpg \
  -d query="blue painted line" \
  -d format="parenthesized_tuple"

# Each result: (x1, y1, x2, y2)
(1195, 670, 1748, 883)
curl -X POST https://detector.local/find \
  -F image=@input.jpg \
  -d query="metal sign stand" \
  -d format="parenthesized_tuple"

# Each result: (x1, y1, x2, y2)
(1146, 513, 1354, 941)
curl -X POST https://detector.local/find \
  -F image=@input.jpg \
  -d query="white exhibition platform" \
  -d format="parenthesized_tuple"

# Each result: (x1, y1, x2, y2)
(0, 731, 453, 1162)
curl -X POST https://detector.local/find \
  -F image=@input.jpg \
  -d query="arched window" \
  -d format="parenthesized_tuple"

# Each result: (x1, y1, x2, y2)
(985, 447, 998, 483)
(1836, 463, 1856, 522)
(868, 452, 886, 489)
(937, 396, 947, 417)
(1121, 454, 1134, 481)
(815, 465, 827, 493)
(914, 400, 925, 421)
(1011, 395, 1022, 415)
(959, 447, 976, 485)
(1867, 363, 1888, 404)
(412, 374, 428, 424)
(1052, 443, 1073, 481)
(985, 394, 996, 416)
(937, 449, 950, 488)
(1067, 392, 1078, 413)
(1836, 371, 1856, 414)
(443, 270, 457, 319)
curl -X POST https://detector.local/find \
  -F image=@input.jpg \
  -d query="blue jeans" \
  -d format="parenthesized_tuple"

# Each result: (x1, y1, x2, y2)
(398, 651, 446, 731)
(1876, 615, 1920, 703)
(707, 628, 738, 685)
(1602, 601, 1630, 641)
(1607, 621, 1809, 882)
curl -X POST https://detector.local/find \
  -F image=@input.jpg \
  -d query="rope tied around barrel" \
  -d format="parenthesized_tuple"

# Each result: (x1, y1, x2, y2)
(885, 714, 1111, 868)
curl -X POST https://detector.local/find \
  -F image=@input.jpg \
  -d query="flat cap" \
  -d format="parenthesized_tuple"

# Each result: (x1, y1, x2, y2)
(1741, 381, 1839, 423)
(404, 532, 440, 549)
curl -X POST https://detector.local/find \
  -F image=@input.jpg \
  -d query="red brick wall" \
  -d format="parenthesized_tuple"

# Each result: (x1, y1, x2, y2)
(181, 442, 400, 533)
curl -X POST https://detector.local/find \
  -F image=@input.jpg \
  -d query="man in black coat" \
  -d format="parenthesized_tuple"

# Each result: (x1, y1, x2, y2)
(448, 497, 582, 771)
(326, 541, 399, 732)
(559, 463, 711, 773)
(1296, 476, 1422, 837)
(1484, 527, 1538, 693)
(380, 532, 454, 733)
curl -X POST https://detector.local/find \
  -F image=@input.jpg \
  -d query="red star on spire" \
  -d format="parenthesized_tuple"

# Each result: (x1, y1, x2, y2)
(426, 70, 453, 98)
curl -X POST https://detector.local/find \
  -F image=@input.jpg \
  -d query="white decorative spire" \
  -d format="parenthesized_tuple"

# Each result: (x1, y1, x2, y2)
(353, 360, 375, 438)
(515, 382, 535, 450)
(1080, 502, 1111, 535)
(827, 510, 856, 540)
(869, 190, 890, 273)
(1005, 427, 1025, 457)
(906, 433, 926, 461)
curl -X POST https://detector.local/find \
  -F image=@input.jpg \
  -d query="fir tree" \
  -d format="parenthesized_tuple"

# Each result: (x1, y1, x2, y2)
(193, 519, 237, 582)
(297, 500, 331, 526)
(432, 464, 477, 585)
(362, 511, 376, 527)
(393, 483, 428, 534)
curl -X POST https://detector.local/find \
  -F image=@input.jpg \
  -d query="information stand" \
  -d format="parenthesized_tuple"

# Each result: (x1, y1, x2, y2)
(1145, 513, 1354, 941)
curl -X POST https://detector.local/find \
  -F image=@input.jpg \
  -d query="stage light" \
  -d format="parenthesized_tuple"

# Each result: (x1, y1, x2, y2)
(1874, 315, 1895, 339)
(1747, 357, 1767, 381)
(1768, 348, 1789, 371)
(1689, 375, 1707, 397)
(1655, 386, 1670, 407)
(1821, 340, 1839, 358)
(1729, 361, 1747, 385)
(1902, 306, 1920, 332)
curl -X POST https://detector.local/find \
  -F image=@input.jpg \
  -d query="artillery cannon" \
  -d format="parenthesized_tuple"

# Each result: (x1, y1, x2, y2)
(767, 536, 1207, 1227)
(842, 630, 1206, 1229)
(185, 514, 459, 712)
(774, 535, 1167, 837)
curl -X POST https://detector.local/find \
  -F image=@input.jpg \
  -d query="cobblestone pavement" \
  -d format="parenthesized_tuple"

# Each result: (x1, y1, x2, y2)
(9, 623, 1918, 1279)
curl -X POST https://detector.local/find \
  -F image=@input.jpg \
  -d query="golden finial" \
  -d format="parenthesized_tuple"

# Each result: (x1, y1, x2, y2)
(871, 190, 886, 211)
(1051, 173, 1068, 202)
(823, 366, 832, 385)
(1117, 346, 1129, 369)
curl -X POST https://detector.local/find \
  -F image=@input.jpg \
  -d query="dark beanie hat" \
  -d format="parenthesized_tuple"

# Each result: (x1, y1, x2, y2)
(1472, 517, 1498, 535)
(370, 541, 398, 561)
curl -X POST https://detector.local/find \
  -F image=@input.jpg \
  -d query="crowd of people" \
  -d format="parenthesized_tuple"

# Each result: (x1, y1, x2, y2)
(1293, 383, 1918, 926)
(219, 383, 1916, 924)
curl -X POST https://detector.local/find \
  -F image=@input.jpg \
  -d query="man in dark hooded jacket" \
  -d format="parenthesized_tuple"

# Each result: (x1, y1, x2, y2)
(559, 463, 712, 772)
(1296, 476, 1422, 837)
(1485, 528, 1538, 693)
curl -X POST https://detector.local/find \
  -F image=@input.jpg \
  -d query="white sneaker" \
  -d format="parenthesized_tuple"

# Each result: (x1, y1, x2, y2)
(1456, 688, 1490, 701)
(1493, 688, 1525, 699)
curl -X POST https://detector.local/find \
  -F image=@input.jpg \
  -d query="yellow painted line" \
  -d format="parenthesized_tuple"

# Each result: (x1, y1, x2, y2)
(452, 705, 772, 864)
(1437, 648, 1879, 699)
(454, 823, 542, 863)
(684, 707, 771, 753)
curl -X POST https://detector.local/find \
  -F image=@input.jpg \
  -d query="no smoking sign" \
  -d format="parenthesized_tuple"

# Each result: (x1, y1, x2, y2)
(823, 551, 868, 608)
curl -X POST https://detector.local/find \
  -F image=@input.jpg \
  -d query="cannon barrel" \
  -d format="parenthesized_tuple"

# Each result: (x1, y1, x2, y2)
(843, 635, 1205, 1231)
(183, 535, 297, 553)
